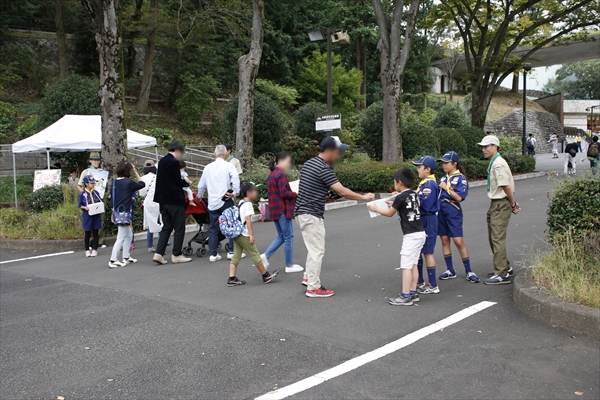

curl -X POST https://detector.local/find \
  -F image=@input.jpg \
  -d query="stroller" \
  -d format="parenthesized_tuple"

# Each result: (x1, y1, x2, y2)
(182, 196, 230, 257)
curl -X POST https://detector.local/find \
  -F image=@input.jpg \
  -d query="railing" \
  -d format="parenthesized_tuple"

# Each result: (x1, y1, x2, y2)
(127, 148, 206, 178)
(6, 16, 56, 32)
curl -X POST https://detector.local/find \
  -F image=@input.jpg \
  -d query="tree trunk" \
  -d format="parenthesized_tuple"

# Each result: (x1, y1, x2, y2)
(356, 40, 367, 110)
(470, 88, 491, 128)
(138, 0, 159, 114)
(125, 0, 144, 79)
(55, 0, 68, 79)
(235, 0, 264, 160)
(82, 0, 128, 176)
(512, 72, 519, 93)
(381, 70, 400, 162)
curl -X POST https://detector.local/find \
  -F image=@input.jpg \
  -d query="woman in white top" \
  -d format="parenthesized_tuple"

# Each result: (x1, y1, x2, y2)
(139, 160, 162, 252)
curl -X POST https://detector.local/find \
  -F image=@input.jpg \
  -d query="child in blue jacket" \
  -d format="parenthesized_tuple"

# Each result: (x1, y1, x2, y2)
(78, 175, 103, 257)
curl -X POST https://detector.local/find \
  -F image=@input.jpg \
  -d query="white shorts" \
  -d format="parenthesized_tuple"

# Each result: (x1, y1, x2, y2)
(400, 231, 427, 269)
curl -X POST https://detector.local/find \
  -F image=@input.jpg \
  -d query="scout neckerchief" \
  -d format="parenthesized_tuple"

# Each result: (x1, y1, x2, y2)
(417, 174, 436, 192)
(227, 155, 234, 162)
(443, 170, 462, 194)
(486, 152, 501, 192)
(84, 187, 97, 205)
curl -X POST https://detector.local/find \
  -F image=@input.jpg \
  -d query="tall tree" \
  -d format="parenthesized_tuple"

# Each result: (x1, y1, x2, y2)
(137, 0, 159, 113)
(55, 0, 69, 79)
(235, 0, 265, 159)
(81, 0, 127, 175)
(371, 0, 420, 162)
(124, 0, 144, 78)
(544, 60, 600, 100)
(435, 0, 599, 128)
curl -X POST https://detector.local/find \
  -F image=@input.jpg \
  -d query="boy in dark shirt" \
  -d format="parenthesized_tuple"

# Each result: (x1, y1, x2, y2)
(368, 168, 426, 306)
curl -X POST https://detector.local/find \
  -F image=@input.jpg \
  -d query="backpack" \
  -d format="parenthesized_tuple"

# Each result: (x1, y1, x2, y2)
(218, 200, 248, 239)
(526, 138, 534, 150)
(588, 143, 599, 158)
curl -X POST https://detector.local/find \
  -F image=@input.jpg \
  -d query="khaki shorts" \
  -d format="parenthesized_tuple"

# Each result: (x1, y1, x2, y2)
(400, 231, 426, 269)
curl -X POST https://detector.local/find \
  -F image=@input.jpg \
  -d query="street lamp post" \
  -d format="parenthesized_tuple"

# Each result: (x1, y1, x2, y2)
(326, 27, 332, 114)
(522, 63, 532, 155)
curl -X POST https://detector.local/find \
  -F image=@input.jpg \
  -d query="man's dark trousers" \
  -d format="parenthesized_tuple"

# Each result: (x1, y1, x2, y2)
(208, 199, 234, 256)
(156, 204, 186, 256)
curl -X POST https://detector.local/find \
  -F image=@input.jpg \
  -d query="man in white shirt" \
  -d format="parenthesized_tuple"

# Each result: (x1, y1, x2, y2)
(197, 145, 241, 262)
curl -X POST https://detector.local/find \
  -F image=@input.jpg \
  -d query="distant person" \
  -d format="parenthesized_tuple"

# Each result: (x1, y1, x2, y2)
(262, 151, 303, 274)
(179, 160, 196, 207)
(587, 136, 599, 176)
(77, 152, 103, 192)
(78, 175, 102, 258)
(367, 168, 426, 306)
(575, 135, 582, 153)
(139, 160, 162, 252)
(564, 141, 578, 175)
(225, 143, 243, 175)
(68, 169, 78, 185)
(295, 136, 375, 298)
(526, 134, 536, 157)
(153, 141, 192, 265)
(548, 134, 559, 158)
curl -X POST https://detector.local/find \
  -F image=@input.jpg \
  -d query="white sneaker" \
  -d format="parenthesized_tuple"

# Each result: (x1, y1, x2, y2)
(209, 254, 222, 262)
(172, 254, 192, 264)
(85, 250, 91, 258)
(124, 257, 137, 264)
(108, 260, 125, 269)
(260, 253, 270, 268)
(227, 252, 246, 260)
(285, 264, 304, 273)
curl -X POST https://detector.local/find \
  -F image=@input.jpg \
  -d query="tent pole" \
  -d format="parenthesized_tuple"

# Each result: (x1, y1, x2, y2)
(155, 146, 158, 162)
(46, 150, 50, 169)
(13, 151, 18, 208)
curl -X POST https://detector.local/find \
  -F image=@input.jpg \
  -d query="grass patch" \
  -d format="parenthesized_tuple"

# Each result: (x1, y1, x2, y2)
(0, 175, 34, 204)
(0, 202, 82, 240)
(530, 230, 600, 309)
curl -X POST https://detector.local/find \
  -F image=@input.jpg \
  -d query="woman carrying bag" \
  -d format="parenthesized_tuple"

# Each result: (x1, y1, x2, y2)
(108, 161, 145, 269)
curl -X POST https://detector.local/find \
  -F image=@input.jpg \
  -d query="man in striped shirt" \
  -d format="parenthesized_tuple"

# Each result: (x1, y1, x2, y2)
(295, 136, 375, 298)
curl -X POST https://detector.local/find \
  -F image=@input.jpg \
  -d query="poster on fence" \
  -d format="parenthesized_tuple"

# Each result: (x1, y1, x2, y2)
(86, 168, 109, 198)
(33, 170, 61, 191)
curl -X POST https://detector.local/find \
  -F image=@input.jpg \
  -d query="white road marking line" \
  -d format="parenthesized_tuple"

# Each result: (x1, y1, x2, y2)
(0, 251, 75, 265)
(256, 301, 496, 400)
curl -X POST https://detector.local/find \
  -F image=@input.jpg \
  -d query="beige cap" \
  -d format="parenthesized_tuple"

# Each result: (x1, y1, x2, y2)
(476, 135, 500, 147)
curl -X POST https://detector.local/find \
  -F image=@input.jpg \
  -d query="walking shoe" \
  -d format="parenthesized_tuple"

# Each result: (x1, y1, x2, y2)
(411, 292, 420, 303)
(153, 253, 168, 265)
(108, 260, 125, 269)
(101, 244, 107, 248)
(466, 272, 480, 283)
(389, 295, 413, 306)
(227, 277, 246, 287)
(227, 252, 246, 260)
(285, 264, 304, 273)
(85, 250, 91, 258)
(90, 250, 98, 257)
(209, 254, 222, 262)
(439, 270, 457, 280)
(417, 283, 440, 294)
(260, 253, 270, 268)
(417, 281, 427, 290)
(262, 269, 280, 284)
(488, 267, 513, 277)
(306, 286, 335, 298)
(147, 247, 155, 253)
(301, 278, 308, 287)
(124, 257, 137, 264)
(484, 274, 511, 285)
(172, 254, 192, 264)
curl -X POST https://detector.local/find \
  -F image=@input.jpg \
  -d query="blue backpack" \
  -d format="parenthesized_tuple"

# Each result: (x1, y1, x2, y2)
(218, 201, 248, 239)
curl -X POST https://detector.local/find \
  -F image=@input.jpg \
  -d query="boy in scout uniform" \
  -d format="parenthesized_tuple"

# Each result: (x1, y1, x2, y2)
(477, 136, 521, 285)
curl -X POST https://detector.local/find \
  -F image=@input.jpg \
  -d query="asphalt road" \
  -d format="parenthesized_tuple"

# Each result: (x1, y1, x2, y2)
(1, 155, 599, 399)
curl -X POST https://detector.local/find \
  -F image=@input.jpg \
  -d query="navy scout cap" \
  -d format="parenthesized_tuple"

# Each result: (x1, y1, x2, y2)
(439, 151, 460, 163)
(412, 155, 437, 170)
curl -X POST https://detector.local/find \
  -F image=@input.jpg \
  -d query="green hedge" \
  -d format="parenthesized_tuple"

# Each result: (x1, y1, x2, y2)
(28, 185, 64, 213)
(547, 176, 600, 238)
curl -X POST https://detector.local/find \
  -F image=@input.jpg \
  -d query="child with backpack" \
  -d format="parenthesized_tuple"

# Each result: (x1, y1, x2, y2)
(587, 136, 599, 176)
(437, 151, 480, 283)
(223, 182, 279, 287)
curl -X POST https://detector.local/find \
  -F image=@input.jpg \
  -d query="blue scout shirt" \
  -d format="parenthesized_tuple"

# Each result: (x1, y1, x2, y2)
(416, 175, 440, 214)
(439, 171, 468, 210)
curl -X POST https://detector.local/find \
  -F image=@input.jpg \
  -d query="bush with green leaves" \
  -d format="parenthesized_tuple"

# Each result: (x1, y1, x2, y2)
(174, 72, 220, 133)
(402, 122, 440, 160)
(147, 128, 174, 147)
(17, 115, 38, 139)
(432, 103, 469, 129)
(459, 126, 486, 159)
(546, 175, 600, 238)
(281, 135, 320, 165)
(334, 162, 416, 192)
(38, 75, 100, 129)
(294, 102, 328, 142)
(460, 157, 489, 180)
(436, 127, 467, 156)
(498, 136, 522, 156)
(0, 42, 51, 95)
(0, 101, 16, 140)
(359, 101, 383, 160)
(218, 92, 286, 157)
(256, 78, 298, 109)
(28, 185, 64, 213)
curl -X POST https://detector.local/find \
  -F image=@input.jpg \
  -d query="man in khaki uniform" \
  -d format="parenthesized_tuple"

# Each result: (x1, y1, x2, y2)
(477, 135, 521, 285)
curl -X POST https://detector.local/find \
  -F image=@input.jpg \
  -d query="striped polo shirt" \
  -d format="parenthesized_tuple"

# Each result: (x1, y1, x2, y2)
(294, 156, 339, 219)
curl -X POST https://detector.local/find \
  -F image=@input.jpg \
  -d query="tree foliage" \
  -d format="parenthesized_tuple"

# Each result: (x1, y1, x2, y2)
(544, 60, 600, 100)
(174, 72, 220, 133)
(294, 102, 328, 142)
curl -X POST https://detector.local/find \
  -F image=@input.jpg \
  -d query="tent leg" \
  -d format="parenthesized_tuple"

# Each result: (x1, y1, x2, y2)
(155, 146, 159, 162)
(46, 150, 50, 169)
(13, 152, 18, 208)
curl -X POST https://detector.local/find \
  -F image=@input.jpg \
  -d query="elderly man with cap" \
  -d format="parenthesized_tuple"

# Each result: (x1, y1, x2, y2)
(295, 136, 375, 298)
(477, 135, 521, 285)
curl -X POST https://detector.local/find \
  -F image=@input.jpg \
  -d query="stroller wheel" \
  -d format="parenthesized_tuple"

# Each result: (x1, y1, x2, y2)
(224, 243, 230, 252)
(197, 248, 208, 257)
(182, 247, 193, 257)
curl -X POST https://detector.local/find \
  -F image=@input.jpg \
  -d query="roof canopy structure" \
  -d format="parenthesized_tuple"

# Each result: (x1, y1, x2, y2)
(12, 115, 156, 153)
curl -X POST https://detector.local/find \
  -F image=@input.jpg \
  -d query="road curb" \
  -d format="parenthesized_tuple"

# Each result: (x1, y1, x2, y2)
(513, 269, 600, 338)
(325, 200, 358, 211)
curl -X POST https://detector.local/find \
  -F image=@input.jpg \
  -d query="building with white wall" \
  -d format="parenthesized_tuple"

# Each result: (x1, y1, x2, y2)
(563, 100, 600, 132)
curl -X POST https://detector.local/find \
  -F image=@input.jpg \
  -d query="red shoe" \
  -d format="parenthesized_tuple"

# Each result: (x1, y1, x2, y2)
(306, 286, 334, 298)
(301, 278, 308, 287)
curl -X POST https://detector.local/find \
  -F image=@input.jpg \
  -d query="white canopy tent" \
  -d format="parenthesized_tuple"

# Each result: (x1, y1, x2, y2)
(11, 115, 158, 206)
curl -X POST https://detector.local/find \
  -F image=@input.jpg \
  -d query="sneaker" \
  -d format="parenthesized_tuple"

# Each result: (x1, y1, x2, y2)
(439, 270, 457, 280)
(389, 295, 413, 306)
(153, 253, 168, 265)
(417, 281, 427, 290)
(466, 272, 480, 283)
(411, 292, 420, 303)
(417, 283, 440, 294)
(488, 267, 513, 277)
(91, 250, 98, 257)
(101, 244, 107, 249)
(124, 257, 137, 264)
(227, 252, 246, 260)
(85, 250, 91, 258)
(227, 277, 246, 287)
(306, 286, 335, 298)
(260, 253, 270, 268)
(108, 260, 125, 269)
(172, 254, 192, 264)
(262, 269, 280, 284)
(209, 254, 222, 262)
(285, 264, 304, 273)
(301, 278, 308, 287)
(147, 247, 155, 253)
(484, 274, 511, 285)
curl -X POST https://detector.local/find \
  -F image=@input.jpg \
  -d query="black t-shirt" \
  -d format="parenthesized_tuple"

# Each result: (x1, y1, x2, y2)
(391, 190, 424, 235)
(294, 156, 339, 219)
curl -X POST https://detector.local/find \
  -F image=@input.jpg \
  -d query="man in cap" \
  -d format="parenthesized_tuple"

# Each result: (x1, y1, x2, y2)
(295, 136, 375, 298)
(477, 135, 520, 285)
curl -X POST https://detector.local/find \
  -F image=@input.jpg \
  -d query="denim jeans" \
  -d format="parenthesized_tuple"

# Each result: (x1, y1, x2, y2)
(208, 199, 234, 256)
(265, 214, 294, 267)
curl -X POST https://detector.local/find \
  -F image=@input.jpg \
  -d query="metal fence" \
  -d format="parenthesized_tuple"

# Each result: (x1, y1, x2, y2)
(6, 16, 57, 32)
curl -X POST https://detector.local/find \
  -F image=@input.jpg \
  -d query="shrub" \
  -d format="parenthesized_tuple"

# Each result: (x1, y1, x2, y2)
(359, 101, 383, 160)
(334, 161, 417, 192)
(28, 185, 64, 213)
(498, 136, 522, 156)
(0, 175, 34, 203)
(432, 103, 469, 129)
(17, 115, 38, 139)
(38, 75, 100, 129)
(402, 122, 440, 160)
(281, 135, 320, 165)
(519, 154, 536, 172)
(436, 127, 467, 156)
(0, 101, 16, 140)
(294, 102, 328, 142)
(546, 175, 600, 238)
(0, 203, 82, 240)
(0, 42, 51, 95)
(459, 126, 486, 159)
(174, 72, 220, 133)
(256, 78, 298, 109)
(147, 128, 174, 147)
(460, 157, 489, 180)
(62, 183, 80, 205)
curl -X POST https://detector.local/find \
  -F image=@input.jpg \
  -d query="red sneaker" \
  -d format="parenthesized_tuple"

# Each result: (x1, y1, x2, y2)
(301, 278, 308, 287)
(306, 286, 334, 298)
